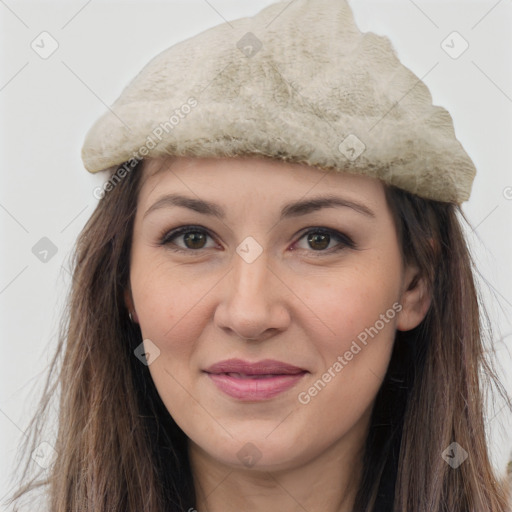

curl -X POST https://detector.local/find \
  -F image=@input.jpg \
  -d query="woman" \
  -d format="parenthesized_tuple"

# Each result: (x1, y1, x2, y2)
(6, 0, 511, 510)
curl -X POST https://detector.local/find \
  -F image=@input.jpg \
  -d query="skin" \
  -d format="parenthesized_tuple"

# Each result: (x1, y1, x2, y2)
(125, 155, 431, 512)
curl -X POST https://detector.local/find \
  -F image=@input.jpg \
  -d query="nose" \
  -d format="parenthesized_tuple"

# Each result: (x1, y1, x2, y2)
(214, 248, 291, 342)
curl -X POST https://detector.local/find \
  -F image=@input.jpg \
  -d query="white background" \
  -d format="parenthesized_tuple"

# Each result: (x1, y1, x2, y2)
(1, 0, 511, 506)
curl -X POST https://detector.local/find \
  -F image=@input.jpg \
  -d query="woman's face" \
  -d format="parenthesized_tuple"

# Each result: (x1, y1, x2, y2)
(127, 156, 428, 471)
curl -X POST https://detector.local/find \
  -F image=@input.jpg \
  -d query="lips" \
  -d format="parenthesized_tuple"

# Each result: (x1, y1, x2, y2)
(205, 358, 305, 376)
(204, 358, 308, 400)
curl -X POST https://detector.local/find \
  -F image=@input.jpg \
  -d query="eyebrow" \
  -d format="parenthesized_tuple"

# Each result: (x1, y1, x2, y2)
(143, 193, 376, 220)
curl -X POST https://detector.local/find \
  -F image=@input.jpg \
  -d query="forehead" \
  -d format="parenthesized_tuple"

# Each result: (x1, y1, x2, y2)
(138, 156, 385, 205)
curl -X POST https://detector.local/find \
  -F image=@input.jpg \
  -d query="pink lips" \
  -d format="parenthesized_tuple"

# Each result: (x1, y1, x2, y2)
(204, 358, 307, 401)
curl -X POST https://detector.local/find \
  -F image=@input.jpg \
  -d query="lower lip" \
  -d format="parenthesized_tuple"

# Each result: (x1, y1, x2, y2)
(205, 372, 307, 401)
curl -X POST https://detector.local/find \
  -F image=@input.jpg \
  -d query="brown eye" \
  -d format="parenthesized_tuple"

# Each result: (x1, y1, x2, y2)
(160, 226, 216, 252)
(182, 231, 207, 249)
(307, 232, 330, 250)
(295, 228, 355, 253)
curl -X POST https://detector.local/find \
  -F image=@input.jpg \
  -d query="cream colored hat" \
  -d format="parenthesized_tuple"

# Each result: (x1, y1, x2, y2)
(81, 0, 476, 204)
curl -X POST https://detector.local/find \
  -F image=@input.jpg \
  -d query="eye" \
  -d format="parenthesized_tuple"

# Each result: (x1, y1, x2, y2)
(159, 226, 217, 251)
(159, 225, 355, 254)
(293, 227, 355, 253)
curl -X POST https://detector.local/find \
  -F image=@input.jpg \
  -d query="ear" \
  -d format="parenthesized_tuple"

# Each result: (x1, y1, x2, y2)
(124, 286, 139, 323)
(395, 265, 431, 332)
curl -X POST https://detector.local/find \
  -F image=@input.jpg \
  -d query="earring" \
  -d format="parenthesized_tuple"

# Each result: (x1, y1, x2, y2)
(128, 311, 134, 323)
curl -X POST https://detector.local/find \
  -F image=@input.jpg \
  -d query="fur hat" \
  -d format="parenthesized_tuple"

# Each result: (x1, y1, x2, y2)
(81, 0, 476, 204)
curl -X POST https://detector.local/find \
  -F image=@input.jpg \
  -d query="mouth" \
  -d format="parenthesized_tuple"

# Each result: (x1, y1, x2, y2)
(203, 359, 308, 401)
(215, 372, 300, 379)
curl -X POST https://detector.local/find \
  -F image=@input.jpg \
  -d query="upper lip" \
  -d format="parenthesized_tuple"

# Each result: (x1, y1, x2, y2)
(204, 358, 307, 376)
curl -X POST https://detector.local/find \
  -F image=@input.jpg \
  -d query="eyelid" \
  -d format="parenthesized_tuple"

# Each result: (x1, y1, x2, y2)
(158, 225, 356, 253)
(293, 226, 356, 252)
(159, 225, 217, 251)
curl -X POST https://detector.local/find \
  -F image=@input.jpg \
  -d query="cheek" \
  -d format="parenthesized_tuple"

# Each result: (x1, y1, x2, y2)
(129, 257, 214, 425)
(130, 250, 212, 328)
(130, 254, 215, 348)
(295, 254, 402, 354)
(291, 253, 402, 417)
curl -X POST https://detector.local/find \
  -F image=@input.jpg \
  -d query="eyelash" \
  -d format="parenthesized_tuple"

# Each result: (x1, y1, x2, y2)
(158, 225, 356, 255)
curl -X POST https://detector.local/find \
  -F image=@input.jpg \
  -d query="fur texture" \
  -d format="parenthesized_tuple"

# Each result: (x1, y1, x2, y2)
(81, 0, 476, 204)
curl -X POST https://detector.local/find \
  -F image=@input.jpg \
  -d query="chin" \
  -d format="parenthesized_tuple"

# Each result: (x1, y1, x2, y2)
(192, 425, 319, 472)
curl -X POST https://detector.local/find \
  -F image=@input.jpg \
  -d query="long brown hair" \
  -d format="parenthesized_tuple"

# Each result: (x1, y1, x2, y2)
(5, 159, 511, 511)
